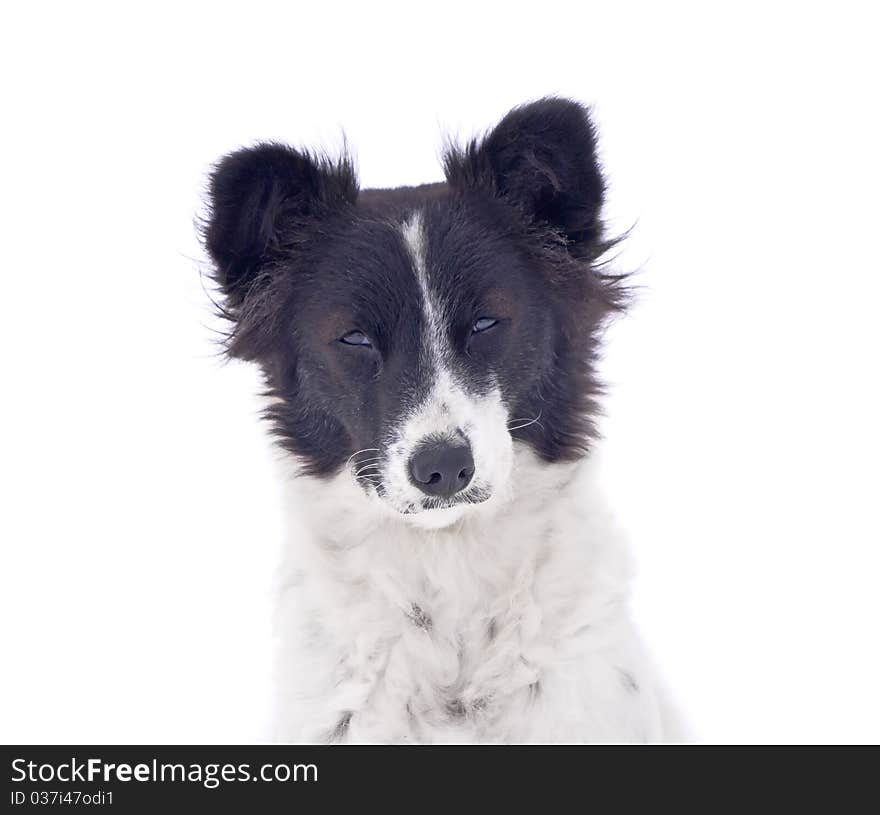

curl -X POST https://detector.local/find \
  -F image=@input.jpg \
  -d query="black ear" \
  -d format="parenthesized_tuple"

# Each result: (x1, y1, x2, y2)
(444, 98, 605, 252)
(204, 143, 357, 307)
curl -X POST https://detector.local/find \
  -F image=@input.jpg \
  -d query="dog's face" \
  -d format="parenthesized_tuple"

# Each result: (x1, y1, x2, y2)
(205, 99, 624, 527)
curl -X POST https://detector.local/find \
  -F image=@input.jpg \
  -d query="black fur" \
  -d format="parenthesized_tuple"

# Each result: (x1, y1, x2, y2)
(205, 144, 357, 310)
(444, 97, 606, 253)
(203, 98, 626, 478)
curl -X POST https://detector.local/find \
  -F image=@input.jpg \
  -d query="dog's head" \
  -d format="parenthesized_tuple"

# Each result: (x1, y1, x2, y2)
(204, 99, 624, 528)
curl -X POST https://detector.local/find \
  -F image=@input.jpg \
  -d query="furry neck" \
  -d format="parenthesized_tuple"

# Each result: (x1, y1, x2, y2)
(278, 446, 631, 612)
(273, 445, 640, 742)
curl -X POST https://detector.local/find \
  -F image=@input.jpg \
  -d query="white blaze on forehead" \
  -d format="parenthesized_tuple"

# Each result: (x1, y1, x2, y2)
(400, 210, 446, 365)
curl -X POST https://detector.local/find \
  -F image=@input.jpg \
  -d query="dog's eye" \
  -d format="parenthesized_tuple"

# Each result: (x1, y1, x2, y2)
(472, 318, 498, 334)
(339, 330, 372, 347)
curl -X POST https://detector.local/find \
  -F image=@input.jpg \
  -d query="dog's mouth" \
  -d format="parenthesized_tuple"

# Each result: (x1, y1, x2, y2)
(353, 466, 493, 519)
(348, 443, 498, 522)
(401, 485, 493, 515)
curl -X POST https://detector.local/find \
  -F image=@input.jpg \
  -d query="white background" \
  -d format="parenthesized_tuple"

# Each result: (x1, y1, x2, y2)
(2, 2, 878, 743)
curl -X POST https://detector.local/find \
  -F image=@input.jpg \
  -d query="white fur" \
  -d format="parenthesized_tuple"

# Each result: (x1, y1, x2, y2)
(401, 211, 445, 365)
(273, 446, 684, 743)
(377, 371, 512, 528)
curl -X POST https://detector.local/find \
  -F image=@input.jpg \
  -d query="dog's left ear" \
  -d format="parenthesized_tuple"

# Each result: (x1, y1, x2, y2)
(444, 98, 605, 252)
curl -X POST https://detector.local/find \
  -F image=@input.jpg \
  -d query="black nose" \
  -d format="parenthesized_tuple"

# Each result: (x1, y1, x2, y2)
(409, 440, 475, 497)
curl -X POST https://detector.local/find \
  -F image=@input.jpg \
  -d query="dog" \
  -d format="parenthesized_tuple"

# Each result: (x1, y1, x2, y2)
(204, 98, 682, 742)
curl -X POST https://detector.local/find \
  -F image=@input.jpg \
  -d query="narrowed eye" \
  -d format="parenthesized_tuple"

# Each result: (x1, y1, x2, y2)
(339, 330, 373, 347)
(472, 317, 499, 334)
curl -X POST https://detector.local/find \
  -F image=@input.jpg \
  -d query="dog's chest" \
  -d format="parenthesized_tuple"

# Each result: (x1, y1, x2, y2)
(323, 583, 548, 743)
(279, 458, 656, 743)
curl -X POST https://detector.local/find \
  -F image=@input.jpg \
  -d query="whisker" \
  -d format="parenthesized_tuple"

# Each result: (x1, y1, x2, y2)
(507, 411, 543, 432)
(353, 458, 382, 468)
(346, 448, 381, 468)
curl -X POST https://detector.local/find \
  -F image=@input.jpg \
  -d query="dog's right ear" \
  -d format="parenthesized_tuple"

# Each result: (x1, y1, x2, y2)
(205, 143, 358, 308)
